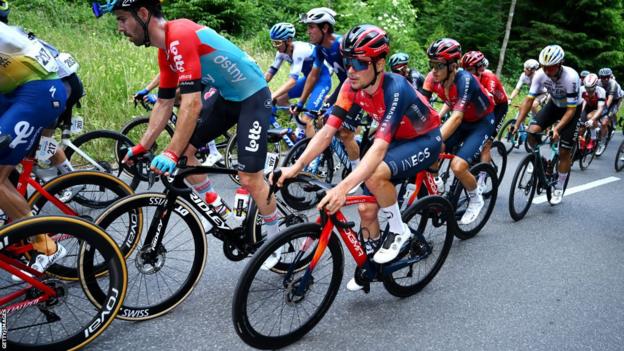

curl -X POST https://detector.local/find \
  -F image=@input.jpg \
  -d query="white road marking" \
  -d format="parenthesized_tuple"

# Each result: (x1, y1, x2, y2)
(532, 176, 621, 204)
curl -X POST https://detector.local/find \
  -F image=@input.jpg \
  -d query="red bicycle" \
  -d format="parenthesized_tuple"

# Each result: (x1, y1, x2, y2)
(232, 172, 455, 349)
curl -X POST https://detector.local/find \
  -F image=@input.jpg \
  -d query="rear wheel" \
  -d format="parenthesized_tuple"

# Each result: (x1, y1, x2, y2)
(281, 137, 335, 183)
(496, 118, 518, 154)
(615, 140, 624, 172)
(489, 140, 507, 184)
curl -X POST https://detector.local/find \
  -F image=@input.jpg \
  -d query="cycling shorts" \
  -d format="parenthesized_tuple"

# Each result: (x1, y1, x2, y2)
(530, 99, 581, 150)
(57, 73, 85, 127)
(288, 73, 331, 118)
(445, 112, 496, 164)
(190, 87, 271, 173)
(0, 79, 67, 165)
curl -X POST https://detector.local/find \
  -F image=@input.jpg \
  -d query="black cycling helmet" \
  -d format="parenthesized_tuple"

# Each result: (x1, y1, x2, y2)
(0, 0, 10, 24)
(92, 0, 162, 47)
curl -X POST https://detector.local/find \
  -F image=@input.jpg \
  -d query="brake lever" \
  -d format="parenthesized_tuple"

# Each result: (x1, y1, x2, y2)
(267, 169, 282, 204)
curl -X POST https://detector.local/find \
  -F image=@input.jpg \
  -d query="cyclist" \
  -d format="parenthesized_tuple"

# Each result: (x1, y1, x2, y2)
(388, 52, 425, 93)
(460, 51, 508, 167)
(579, 73, 605, 146)
(94, 0, 282, 265)
(265, 22, 331, 138)
(0, 20, 67, 273)
(133, 73, 225, 166)
(275, 25, 442, 290)
(508, 59, 547, 116)
(294, 7, 361, 171)
(580, 70, 590, 84)
(513, 45, 581, 205)
(422, 38, 496, 224)
(597, 67, 622, 151)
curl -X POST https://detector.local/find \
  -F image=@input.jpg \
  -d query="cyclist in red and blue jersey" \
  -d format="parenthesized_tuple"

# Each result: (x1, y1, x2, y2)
(94, 0, 282, 262)
(293, 7, 361, 171)
(461, 51, 509, 166)
(265, 22, 331, 138)
(423, 38, 495, 225)
(579, 73, 606, 144)
(276, 25, 442, 290)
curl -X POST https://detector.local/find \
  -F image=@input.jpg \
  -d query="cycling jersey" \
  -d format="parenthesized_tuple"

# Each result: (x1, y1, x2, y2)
(268, 41, 318, 79)
(529, 66, 581, 108)
(599, 78, 623, 100)
(514, 72, 547, 94)
(423, 70, 494, 122)
(312, 35, 347, 82)
(580, 86, 606, 110)
(408, 69, 425, 93)
(157, 19, 266, 102)
(479, 71, 508, 105)
(0, 22, 58, 94)
(328, 73, 441, 143)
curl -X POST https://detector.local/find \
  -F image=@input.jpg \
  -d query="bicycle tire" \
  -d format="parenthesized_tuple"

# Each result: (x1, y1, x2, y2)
(382, 196, 455, 297)
(232, 223, 344, 350)
(490, 140, 508, 184)
(64, 129, 141, 190)
(616, 140, 624, 172)
(93, 193, 207, 321)
(496, 118, 518, 154)
(579, 129, 597, 170)
(281, 137, 335, 184)
(450, 163, 498, 239)
(0, 215, 127, 351)
(508, 154, 537, 221)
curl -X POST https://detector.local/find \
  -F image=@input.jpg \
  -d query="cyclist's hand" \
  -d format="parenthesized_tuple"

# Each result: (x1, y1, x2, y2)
(585, 120, 594, 128)
(273, 165, 300, 187)
(150, 150, 178, 176)
(133, 88, 149, 103)
(144, 94, 157, 104)
(551, 128, 560, 141)
(317, 186, 346, 215)
(509, 124, 517, 135)
(122, 144, 147, 166)
(290, 101, 304, 116)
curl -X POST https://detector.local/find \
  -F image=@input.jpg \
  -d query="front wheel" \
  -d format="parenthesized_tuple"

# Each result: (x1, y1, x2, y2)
(508, 154, 537, 221)
(281, 137, 335, 183)
(615, 140, 624, 172)
(232, 223, 344, 350)
(383, 196, 455, 297)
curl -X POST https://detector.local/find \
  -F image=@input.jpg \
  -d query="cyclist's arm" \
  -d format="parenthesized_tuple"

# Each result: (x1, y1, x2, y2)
(440, 72, 472, 140)
(271, 77, 297, 100)
(292, 123, 336, 171)
(514, 95, 534, 129)
(264, 71, 274, 82)
(139, 97, 175, 148)
(438, 103, 451, 119)
(509, 88, 520, 101)
(337, 138, 388, 192)
(605, 94, 614, 109)
(167, 91, 202, 155)
(441, 110, 463, 140)
(298, 66, 320, 106)
(145, 73, 160, 92)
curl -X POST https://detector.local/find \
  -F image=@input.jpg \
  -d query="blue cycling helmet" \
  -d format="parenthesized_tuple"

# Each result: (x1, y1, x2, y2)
(270, 23, 295, 41)
(0, 0, 9, 24)
(92, 0, 161, 18)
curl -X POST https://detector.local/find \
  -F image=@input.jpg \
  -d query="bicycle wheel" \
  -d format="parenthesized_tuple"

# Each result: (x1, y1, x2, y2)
(0, 215, 127, 351)
(579, 130, 597, 170)
(225, 133, 282, 184)
(64, 129, 141, 190)
(508, 154, 537, 221)
(93, 193, 207, 321)
(450, 163, 498, 239)
(382, 196, 455, 297)
(281, 137, 335, 183)
(546, 154, 571, 203)
(496, 118, 518, 154)
(615, 140, 624, 172)
(232, 223, 344, 350)
(489, 140, 507, 184)
(120, 116, 175, 156)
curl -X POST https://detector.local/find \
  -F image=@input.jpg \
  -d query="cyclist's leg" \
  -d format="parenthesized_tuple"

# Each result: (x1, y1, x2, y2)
(527, 100, 559, 144)
(302, 68, 332, 137)
(50, 74, 84, 173)
(481, 103, 507, 163)
(557, 105, 582, 175)
(0, 79, 66, 254)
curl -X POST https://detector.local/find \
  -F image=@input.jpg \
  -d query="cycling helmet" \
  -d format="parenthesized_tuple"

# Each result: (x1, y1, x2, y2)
(389, 52, 410, 69)
(598, 67, 613, 78)
(524, 59, 540, 70)
(300, 7, 336, 26)
(427, 38, 462, 63)
(538, 45, 564, 66)
(341, 24, 389, 61)
(92, 0, 161, 18)
(584, 73, 599, 89)
(0, 0, 8, 24)
(461, 51, 486, 69)
(580, 70, 590, 79)
(270, 23, 295, 41)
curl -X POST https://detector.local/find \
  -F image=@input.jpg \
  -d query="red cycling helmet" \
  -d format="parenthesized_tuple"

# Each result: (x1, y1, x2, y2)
(341, 24, 390, 61)
(427, 38, 462, 63)
(461, 51, 486, 69)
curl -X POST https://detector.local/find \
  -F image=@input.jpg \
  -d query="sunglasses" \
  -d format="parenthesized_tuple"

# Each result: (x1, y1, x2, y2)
(391, 64, 407, 73)
(429, 61, 447, 71)
(343, 57, 371, 72)
(271, 40, 285, 48)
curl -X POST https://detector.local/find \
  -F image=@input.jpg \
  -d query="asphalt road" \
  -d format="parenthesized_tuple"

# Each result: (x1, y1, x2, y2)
(89, 133, 624, 351)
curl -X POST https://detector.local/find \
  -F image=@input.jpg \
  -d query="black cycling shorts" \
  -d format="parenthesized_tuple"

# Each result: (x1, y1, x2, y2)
(530, 100, 581, 150)
(56, 73, 84, 128)
(190, 87, 271, 173)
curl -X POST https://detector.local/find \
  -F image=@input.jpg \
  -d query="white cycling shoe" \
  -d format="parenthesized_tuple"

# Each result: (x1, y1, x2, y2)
(261, 245, 284, 271)
(373, 223, 412, 264)
(12, 243, 67, 282)
(550, 188, 564, 206)
(460, 194, 485, 225)
(202, 152, 224, 167)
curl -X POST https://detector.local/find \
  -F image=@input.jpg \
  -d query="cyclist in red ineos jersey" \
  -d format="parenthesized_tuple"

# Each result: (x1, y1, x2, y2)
(275, 24, 442, 291)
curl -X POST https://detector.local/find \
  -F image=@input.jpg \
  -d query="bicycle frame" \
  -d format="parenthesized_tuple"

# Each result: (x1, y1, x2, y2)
(16, 158, 77, 216)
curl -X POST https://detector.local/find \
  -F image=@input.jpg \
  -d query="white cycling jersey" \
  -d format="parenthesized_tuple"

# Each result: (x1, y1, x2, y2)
(269, 41, 315, 79)
(515, 71, 547, 94)
(529, 66, 581, 108)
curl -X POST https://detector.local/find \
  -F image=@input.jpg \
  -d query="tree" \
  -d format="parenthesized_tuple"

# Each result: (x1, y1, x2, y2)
(496, 0, 516, 76)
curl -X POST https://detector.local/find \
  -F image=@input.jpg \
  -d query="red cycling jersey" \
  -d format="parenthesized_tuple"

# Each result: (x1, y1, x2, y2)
(423, 70, 494, 122)
(328, 73, 440, 143)
(479, 70, 508, 105)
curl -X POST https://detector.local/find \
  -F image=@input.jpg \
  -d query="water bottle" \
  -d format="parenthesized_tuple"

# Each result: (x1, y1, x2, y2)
(234, 187, 250, 221)
(205, 192, 234, 224)
(401, 183, 416, 211)
(434, 176, 444, 194)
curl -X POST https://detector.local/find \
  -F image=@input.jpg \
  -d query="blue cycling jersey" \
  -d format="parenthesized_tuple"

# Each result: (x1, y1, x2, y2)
(312, 35, 347, 82)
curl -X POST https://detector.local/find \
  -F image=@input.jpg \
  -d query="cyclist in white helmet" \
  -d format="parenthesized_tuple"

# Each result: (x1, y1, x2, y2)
(509, 58, 548, 116)
(579, 73, 606, 146)
(513, 45, 582, 206)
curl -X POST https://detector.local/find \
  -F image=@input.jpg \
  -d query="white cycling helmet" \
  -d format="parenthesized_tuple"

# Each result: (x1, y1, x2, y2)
(300, 7, 336, 26)
(538, 45, 565, 66)
(584, 73, 599, 90)
(523, 59, 539, 70)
